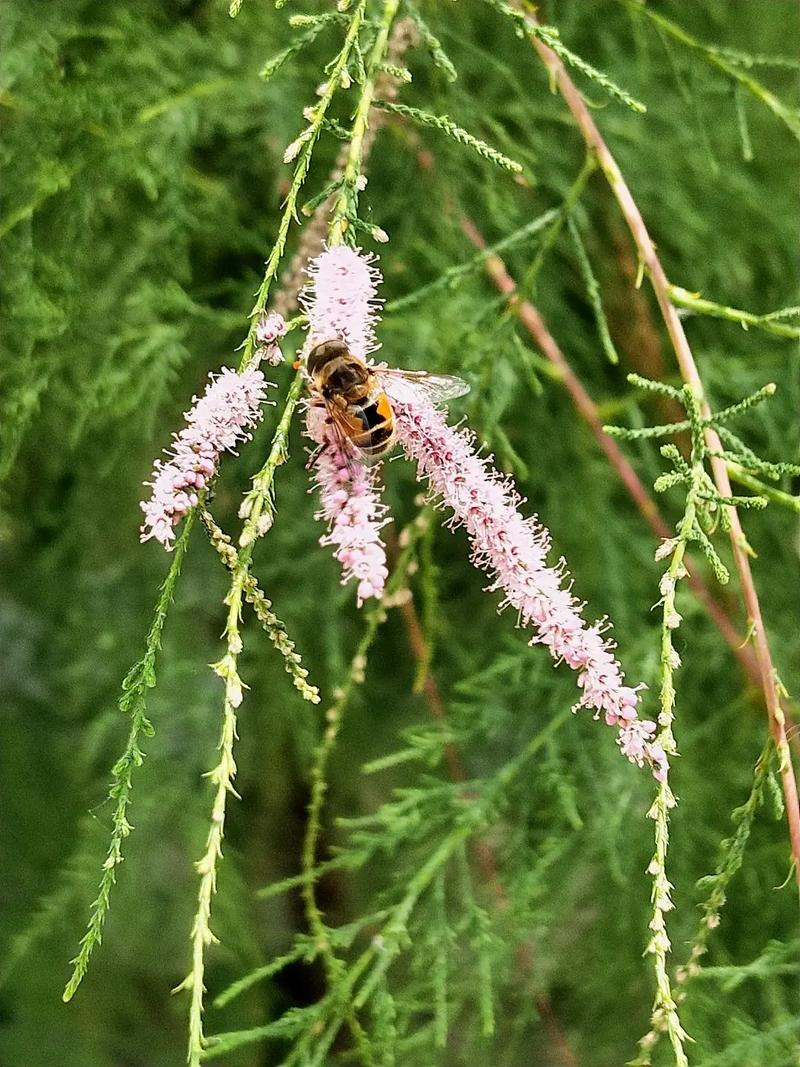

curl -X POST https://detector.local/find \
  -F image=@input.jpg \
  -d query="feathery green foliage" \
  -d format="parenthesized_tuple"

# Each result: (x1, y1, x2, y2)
(2, 2, 800, 1066)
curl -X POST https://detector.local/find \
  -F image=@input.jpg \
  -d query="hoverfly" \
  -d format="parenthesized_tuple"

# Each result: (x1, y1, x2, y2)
(305, 339, 469, 464)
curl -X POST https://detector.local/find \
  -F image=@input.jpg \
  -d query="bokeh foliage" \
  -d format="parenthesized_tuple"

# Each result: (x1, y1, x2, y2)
(1, 1, 799, 1065)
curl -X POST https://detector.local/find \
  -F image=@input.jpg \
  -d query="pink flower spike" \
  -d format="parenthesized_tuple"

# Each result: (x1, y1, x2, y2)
(305, 407, 389, 606)
(386, 378, 665, 781)
(140, 366, 270, 550)
(300, 245, 389, 606)
(302, 244, 382, 359)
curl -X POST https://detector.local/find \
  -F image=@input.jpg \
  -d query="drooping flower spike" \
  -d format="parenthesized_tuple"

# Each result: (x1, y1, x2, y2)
(302, 245, 389, 604)
(301, 244, 665, 780)
(139, 312, 289, 549)
(385, 377, 667, 781)
(140, 364, 271, 549)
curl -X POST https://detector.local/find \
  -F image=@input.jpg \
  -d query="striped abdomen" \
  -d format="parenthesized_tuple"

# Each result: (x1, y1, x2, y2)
(348, 390, 396, 462)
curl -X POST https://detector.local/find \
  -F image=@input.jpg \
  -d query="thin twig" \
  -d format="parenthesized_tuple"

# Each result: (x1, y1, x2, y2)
(273, 18, 418, 318)
(238, 0, 369, 370)
(459, 216, 759, 686)
(523, 8, 800, 888)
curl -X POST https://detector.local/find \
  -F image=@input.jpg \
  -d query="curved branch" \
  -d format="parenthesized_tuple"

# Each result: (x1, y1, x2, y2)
(524, 10, 800, 888)
(459, 216, 759, 686)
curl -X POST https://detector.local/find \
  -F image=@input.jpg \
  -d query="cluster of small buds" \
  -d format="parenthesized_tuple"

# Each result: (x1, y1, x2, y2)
(306, 406, 389, 606)
(255, 311, 288, 366)
(140, 366, 270, 549)
(385, 376, 667, 781)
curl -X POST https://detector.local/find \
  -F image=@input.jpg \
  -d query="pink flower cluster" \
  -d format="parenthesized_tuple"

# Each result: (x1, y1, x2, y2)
(385, 378, 667, 781)
(302, 246, 389, 604)
(300, 244, 661, 779)
(255, 311, 289, 366)
(140, 365, 269, 549)
(306, 407, 389, 606)
(302, 244, 381, 357)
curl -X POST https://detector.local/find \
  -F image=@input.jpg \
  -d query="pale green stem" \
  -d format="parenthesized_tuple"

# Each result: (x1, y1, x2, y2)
(183, 370, 305, 1064)
(518, 152, 596, 299)
(386, 208, 560, 314)
(237, 368, 305, 548)
(633, 415, 709, 1066)
(328, 0, 402, 245)
(238, 0, 368, 370)
(669, 285, 800, 341)
(726, 463, 800, 513)
(63, 514, 194, 1002)
(185, 630, 242, 1067)
(639, 523, 692, 1067)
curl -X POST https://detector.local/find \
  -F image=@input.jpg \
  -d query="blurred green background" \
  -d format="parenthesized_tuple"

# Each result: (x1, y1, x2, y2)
(1, 1, 799, 1064)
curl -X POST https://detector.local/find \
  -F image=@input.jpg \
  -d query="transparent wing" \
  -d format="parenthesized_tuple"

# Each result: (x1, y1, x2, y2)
(377, 368, 471, 405)
(308, 399, 366, 477)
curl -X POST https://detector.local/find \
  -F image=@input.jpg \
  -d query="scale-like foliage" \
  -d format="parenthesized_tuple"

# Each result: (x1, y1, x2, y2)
(2, 2, 800, 1066)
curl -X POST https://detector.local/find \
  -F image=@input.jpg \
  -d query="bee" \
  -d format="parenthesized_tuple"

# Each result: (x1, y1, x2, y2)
(305, 339, 470, 464)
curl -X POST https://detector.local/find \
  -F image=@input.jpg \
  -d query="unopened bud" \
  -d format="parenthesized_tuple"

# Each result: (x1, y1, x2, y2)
(283, 137, 304, 164)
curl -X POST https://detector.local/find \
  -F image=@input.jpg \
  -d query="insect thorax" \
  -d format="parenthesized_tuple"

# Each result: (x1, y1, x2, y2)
(309, 341, 371, 399)
(307, 339, 353, 377)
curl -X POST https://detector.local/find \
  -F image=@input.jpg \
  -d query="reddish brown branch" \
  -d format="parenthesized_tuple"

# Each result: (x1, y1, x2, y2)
(459, 216, 759, 686)
(525, 20, 800, 886)
(608, 228, 687, 437)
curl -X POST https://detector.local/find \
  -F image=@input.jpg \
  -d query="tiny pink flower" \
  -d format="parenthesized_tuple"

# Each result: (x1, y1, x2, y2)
(255, 311, 288, 366)
(385, 378, 665, 780)
(140, 366, 269, 549)
(306, 406, 388, 606)
(618, 719, 661, 772)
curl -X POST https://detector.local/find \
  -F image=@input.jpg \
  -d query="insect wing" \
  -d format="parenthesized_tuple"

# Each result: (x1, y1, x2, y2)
(378, 368, 470, 406)
(310, 399, 366, 477)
